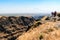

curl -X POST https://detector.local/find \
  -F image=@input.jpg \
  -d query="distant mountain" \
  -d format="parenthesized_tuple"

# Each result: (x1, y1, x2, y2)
(32, 13, 50, 20)
(33, 16, 44, 20)
(0, 13, 51, 16)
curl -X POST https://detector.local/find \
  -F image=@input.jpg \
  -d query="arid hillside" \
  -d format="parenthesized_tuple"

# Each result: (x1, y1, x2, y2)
(0, 16, 35, 40)
(17, 21, 60, 40)
(0, 15, 60, 40)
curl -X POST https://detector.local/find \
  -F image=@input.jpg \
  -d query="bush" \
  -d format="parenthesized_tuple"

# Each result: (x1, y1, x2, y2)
(39, 34, 43, 40)
(45, 17, 50, 20)
(57, 14, 60, 17)
(33, 22, 42, 28)
(48, 28, 54, 32)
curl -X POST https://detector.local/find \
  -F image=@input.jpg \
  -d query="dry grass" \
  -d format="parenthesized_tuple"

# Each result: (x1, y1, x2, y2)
(17, 21, 60, 40)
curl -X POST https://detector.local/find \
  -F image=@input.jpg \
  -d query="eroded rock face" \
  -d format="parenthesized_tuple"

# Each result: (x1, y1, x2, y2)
(0, 16, 35, 40)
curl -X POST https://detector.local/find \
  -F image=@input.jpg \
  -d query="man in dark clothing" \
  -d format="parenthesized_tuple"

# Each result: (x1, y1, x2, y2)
(53, 11, 57, 22)
(51, 12, 54, 17)
(54, 11, 57, 17)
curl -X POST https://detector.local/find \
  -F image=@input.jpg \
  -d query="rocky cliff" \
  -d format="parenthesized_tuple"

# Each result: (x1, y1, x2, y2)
(0, 16, 35, 40)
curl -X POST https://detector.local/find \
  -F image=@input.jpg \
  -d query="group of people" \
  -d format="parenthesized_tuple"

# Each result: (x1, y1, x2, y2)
(51, 11, 57, 22)
(51, 11, 57, 17)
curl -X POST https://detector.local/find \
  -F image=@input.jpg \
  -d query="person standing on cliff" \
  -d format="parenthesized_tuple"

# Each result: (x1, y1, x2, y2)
(51, 11, 57, 22)
(54, 11, 57, 17)
(51, 12, 54, 17)
(51, 11, 57, 17)
(53, 11, 57, 22)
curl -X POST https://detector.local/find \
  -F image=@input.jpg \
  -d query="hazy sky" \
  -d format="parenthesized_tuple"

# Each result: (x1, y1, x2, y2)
(0, 0, 60, 13)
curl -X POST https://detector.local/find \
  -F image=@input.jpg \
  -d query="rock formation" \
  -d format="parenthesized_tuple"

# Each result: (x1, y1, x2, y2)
(0, 16, 35, 40)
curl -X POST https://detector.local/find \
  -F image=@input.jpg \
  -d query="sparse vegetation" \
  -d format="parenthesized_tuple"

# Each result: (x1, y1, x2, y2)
(57, 14, 60, 17)
(47, 28, 54, 32)
(1, 15, 60, 40)
(39, 33, 43, 40)
(17, 21, 60, 40)
(33, 22, 42, 28)
(45, 17, 50, 20)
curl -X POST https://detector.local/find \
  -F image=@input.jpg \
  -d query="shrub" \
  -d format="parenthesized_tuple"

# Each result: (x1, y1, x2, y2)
(39, 34, 43, 40)
(33, 22, 42, 28)
(57, 14, 60, 17)
(48, 28, 54, 32)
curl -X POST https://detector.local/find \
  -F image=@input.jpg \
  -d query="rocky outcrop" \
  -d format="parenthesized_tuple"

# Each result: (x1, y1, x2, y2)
(0, 16, 35, 40)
